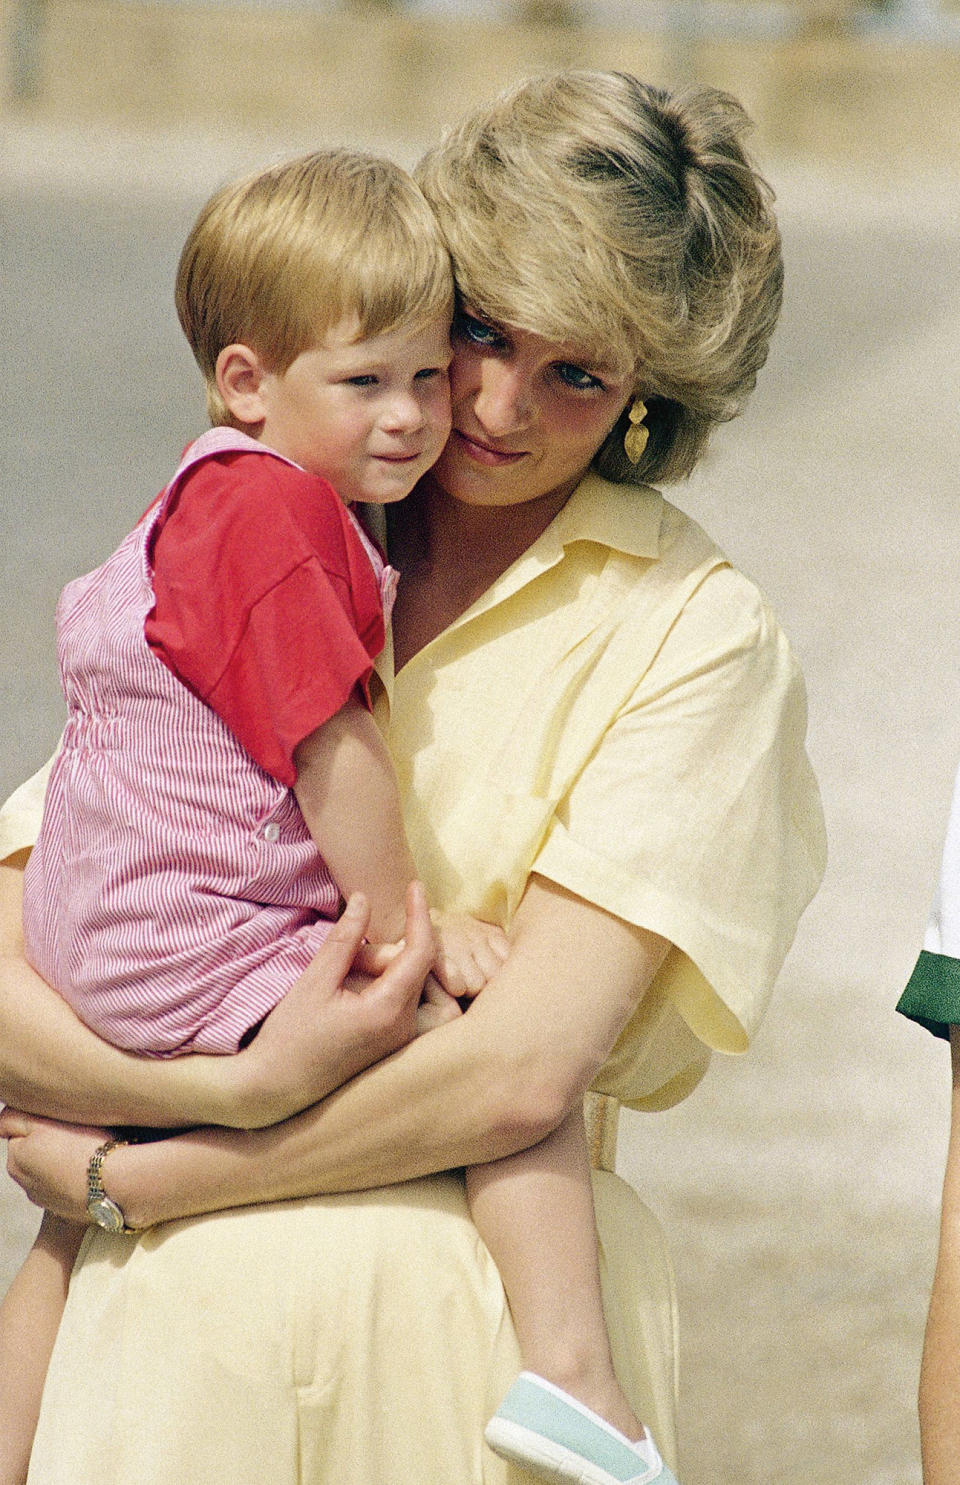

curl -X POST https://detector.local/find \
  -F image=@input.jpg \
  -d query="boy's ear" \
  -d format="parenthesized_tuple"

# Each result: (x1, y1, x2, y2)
(215, 344, 269, 427)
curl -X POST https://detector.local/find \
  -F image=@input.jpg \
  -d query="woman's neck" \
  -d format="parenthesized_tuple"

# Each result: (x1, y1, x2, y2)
(387, 476, 574, 669)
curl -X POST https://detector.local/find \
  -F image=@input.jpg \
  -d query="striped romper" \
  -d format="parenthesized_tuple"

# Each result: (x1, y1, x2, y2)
(22, 430, 396, 1056)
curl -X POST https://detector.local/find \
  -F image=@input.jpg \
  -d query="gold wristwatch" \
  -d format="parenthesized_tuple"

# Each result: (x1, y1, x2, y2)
(86, 1138, 136, 1233)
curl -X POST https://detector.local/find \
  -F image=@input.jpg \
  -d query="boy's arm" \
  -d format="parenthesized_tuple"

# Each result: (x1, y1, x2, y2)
(293, 701, 509, 994)
(293, 697, 418, 945)
(0, 1212, 82, 1485)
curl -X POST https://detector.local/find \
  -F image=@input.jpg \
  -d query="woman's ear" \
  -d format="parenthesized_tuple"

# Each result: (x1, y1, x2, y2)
(215, 344, 269, 428)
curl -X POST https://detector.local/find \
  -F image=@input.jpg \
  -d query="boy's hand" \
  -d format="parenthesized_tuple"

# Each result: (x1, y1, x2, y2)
(416, 973, 463, 1036)
(430, 911, 510, 999)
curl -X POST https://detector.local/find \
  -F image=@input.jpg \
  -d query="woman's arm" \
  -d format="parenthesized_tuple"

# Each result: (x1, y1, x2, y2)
(4, 875, 669, 1230)
(0, 859, 434, 1130)
(919, 1026, 960, 1483)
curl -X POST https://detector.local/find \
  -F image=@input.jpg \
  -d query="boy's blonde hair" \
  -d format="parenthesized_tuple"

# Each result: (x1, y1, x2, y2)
(416, 70, 783, 485)
(176, 149, 454, 426)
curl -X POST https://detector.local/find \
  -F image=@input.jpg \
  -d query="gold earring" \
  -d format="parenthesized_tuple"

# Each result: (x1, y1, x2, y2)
(623, 398, 649, 465)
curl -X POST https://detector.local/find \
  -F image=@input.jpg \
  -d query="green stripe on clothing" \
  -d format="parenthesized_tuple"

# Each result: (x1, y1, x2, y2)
(896, 949, 960, 1040)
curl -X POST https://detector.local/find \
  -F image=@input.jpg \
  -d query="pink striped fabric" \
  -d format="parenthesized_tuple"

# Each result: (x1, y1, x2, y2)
(22, 431, 395, 1056)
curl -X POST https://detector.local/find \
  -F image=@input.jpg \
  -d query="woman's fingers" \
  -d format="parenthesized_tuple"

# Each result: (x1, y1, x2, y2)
(327, 892, 372, 965)
(366, 882, 435, 1011)
(0, 1108, 104, 1142)
(227, 884, 435, 1126)
(2, 1114, 108, 1220)
(401, 880, 436, 961)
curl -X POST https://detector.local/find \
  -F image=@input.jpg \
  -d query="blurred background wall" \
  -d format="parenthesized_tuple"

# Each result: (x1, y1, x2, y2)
(2, 5, 960, 1483)
(4, 0, 960, 164)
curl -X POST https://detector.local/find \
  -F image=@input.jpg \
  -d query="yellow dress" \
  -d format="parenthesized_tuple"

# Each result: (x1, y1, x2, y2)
(6, 474, 825, 1483)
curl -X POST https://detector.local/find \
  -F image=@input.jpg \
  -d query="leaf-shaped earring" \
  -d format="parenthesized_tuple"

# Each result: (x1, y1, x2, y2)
(623, 397, 649, 464)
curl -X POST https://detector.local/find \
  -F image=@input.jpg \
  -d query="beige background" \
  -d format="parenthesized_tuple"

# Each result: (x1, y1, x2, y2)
(2, 7, 960, 1481)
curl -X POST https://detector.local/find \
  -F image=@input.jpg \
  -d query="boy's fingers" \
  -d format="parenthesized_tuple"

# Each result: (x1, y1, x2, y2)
(435, 958, 468, 999)
(490, 928, 511, 960)
(420, 973, 455, 1007)
(467, 926, 509, 985)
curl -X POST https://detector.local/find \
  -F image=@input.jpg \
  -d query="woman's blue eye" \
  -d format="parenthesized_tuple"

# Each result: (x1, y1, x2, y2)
(557, 363, 603, 391)
(456, 313, 503, 348)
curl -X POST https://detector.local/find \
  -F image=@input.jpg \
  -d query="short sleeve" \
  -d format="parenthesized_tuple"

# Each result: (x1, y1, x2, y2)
(146, 454, 384, 786)
(533, 563, 826, 1057)
(897, 761, 960, 1039)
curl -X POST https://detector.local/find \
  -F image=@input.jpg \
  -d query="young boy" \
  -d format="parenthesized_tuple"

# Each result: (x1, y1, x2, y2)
(0, 147, 506, 1485)
(1, 148, 674, 1485)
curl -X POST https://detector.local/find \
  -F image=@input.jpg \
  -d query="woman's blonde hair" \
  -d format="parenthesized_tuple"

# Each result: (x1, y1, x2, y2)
(415, 70, 783, 484)
(176, 149, 453, 426)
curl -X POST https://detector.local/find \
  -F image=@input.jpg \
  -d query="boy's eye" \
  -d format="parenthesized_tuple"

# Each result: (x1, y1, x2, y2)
(414, 366, 448, 381)
(346, 374, 378, 387)
(455, 311, 504, 349)
(556, 363, 604, 392)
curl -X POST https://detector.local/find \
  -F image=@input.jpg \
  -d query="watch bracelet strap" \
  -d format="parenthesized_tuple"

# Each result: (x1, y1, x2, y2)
(87, 1137, 139, 1233)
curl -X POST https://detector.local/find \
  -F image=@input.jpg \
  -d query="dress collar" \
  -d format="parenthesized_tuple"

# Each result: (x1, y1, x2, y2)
(370, 472, 665, 693)
(542, 472, 664, 561)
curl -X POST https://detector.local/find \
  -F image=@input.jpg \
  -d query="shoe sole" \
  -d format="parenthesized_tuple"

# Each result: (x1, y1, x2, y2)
(484, 1415, 661, 1485)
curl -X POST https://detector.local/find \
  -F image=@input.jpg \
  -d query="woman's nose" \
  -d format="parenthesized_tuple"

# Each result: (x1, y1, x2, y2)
(473, 361, 534, 436)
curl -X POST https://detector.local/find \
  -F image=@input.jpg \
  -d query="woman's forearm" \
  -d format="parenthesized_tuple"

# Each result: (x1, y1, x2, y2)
(0, 862, 248, 1127)
(1, 862, 436, 1131)
(108, 877, 670, 1229)
(2, 860, 431, 1131)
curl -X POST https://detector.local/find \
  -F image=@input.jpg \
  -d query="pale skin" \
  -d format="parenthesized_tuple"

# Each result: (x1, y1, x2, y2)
(1, 304, 669, 1469)
(918, 1026, 960, 1484)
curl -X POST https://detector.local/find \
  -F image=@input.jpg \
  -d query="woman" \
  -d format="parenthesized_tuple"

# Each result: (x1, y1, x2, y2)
(0, 70, 825, 1483)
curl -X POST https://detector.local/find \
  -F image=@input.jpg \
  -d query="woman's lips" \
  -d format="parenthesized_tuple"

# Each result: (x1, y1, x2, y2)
(454, 429, 526, 466)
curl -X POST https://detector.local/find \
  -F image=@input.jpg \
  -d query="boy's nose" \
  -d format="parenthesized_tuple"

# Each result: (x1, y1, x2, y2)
(384, 391, 427, 434)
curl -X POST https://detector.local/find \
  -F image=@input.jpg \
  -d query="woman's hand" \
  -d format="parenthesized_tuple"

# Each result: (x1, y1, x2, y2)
(227, 882, 436, 1128)
(0, 1109, 107, 1223)
(0, 863, 435, 1133)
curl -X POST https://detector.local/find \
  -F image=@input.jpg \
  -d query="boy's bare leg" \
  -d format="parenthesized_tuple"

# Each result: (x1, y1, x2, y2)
(0, 1212, 83, 1485)
(466, 1104, 643, 1440)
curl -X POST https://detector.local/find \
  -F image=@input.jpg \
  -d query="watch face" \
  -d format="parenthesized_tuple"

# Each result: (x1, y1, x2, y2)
(88, 1196, 125, 1233)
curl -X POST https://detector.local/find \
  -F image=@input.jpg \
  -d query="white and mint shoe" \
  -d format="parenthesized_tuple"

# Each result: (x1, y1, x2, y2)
(484, 1372, 679, 1485)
